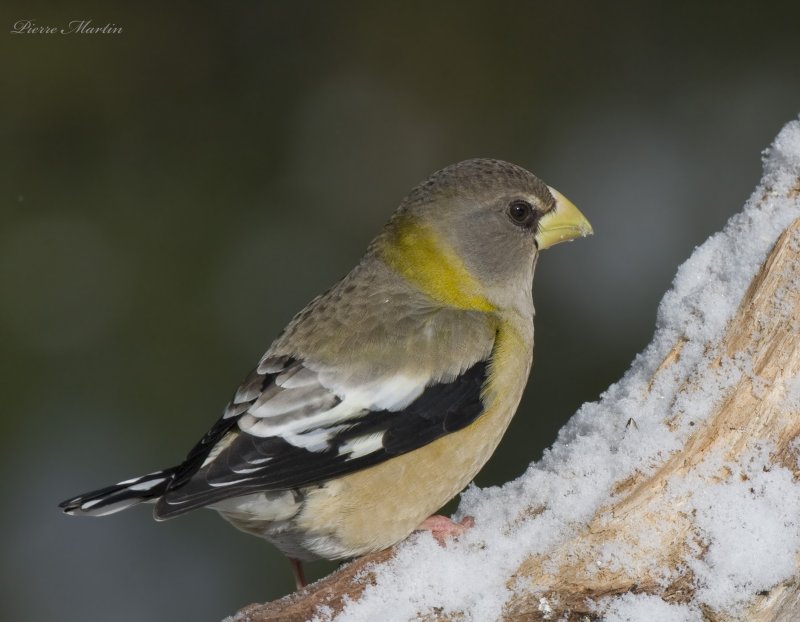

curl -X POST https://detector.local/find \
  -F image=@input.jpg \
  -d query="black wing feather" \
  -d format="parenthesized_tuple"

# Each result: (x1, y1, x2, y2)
(155, 359, 488, 517)
(166, 361, 294, 491)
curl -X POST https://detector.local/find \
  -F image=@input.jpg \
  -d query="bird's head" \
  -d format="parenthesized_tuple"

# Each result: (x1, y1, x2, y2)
(377, 159, 593, 315)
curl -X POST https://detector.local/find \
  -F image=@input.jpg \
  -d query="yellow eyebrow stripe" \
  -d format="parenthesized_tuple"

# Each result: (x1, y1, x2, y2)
(379, 218, 495, 312)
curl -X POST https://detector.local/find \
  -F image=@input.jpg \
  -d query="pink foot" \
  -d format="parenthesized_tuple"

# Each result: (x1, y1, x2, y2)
(415, 514, 475, 545)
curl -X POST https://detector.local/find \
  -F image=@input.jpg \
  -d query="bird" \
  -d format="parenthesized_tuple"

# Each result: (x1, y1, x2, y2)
(59, 159, 592, 589)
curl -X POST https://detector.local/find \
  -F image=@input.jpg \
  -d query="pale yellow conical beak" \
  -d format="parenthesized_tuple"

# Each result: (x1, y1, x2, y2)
(535, 187, 593, 250)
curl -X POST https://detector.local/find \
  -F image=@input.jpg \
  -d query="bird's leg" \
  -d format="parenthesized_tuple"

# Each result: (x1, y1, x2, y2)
(415, 514, 475, 545)
(289, 557, 306, 590)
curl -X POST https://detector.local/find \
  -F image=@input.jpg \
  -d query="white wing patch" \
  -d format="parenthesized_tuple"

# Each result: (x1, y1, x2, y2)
(279, 425, 348, 452)
(235, 359, 428, 455)
(333, 374, 426, 411)
(337, 432, 386, 459)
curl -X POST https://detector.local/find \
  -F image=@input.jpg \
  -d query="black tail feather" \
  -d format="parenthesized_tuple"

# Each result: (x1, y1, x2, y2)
(59, 468, 177, 517)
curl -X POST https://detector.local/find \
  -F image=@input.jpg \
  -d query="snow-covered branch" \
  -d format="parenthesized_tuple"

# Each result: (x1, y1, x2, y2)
(228, 119, 800, 622)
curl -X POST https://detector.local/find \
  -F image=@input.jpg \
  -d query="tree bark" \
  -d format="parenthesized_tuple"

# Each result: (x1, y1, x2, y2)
(230, 214, 800, 622)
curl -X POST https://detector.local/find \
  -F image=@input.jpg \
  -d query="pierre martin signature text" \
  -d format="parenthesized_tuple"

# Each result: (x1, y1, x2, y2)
(10, 19, 123, 35)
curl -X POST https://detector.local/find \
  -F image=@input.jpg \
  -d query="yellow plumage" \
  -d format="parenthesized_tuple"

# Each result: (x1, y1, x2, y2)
(379, 217, 497, 312)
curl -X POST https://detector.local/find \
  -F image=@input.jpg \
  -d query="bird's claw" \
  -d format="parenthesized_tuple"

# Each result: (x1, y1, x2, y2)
(415, 514, 475, 545)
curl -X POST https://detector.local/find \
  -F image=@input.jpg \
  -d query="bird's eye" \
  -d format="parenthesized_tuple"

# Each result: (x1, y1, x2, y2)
(507, 200, 537, 228)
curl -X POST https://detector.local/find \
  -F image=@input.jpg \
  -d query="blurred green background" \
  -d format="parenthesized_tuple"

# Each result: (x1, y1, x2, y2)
(2, 2, 799, 620)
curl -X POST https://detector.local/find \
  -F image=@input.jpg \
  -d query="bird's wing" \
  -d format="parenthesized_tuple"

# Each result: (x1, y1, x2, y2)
(155, 352, 489, 518)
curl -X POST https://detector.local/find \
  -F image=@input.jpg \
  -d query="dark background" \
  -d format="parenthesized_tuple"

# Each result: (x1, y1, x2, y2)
(2, 2, 799, 620)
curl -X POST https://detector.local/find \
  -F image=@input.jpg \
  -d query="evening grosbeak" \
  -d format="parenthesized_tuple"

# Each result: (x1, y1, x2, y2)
(60, 159, 592, 588)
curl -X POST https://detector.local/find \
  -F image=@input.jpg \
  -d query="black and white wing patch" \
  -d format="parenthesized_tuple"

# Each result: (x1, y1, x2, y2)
(155, 355, 488, 518)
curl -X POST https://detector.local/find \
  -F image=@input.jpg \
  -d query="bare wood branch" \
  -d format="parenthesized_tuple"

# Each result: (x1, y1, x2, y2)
(231, 549, 395, 622)
(231, 214, 800, 622)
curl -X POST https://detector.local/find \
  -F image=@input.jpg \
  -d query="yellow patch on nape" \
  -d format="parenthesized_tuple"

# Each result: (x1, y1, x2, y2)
(379, 218, 495, 312)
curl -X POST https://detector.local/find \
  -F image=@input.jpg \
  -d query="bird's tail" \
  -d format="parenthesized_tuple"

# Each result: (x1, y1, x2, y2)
(59, 467, 178, 517)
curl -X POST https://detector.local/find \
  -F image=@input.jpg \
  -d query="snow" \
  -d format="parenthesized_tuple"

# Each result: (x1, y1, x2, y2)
(685, 444, 800, 612)
(598, 593, 702, 622)
(325, 118, 800, 622)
